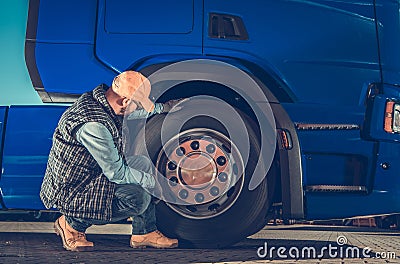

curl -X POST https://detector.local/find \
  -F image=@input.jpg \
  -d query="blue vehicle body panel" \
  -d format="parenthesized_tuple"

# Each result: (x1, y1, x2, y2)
(36, 43, 116, 94)
(375, 0, 400, 86)
(33, 0, 116, 94)
(35, 0, 97, 43)
(104, 0, 194, 34)
(307, 138, 400, 218)
(0, 106, 66, 209)
(15, 0, 400, 219)
(0, 107, 7, 176)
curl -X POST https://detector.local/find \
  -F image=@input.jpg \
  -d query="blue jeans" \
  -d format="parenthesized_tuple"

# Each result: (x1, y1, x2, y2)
(66, 156, 157, 235)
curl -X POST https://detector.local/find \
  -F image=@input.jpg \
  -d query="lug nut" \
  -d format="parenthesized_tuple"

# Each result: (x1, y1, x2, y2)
(176, 147, 185, 156)
(217, 156, 226, 166)
(206, 144, 216, 153)
(168, 161, 177, 170)
(210, 186, 220, 196)
(218, 172, 228, 182)
(190, 141, 200, 150)
(195, 193, 205, 203)
(179, 189, 189, 199)
(169, 177, 178, 187)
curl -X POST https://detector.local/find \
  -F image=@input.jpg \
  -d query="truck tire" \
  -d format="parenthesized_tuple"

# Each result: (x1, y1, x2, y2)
(131, 108, 276, 248)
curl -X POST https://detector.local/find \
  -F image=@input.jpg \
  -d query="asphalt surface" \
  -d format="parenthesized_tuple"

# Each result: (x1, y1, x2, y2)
(0, 220, 399, 264)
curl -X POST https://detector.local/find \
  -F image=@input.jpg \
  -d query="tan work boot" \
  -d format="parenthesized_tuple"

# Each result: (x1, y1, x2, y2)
(130, 230, 178, 249)
(54, 215, 94, 251)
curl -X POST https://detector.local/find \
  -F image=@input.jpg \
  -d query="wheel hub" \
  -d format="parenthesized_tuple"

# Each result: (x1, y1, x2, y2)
(164, 137, 233, 204)
(157, 128, 244, 219)
(178, 152, 216, 189)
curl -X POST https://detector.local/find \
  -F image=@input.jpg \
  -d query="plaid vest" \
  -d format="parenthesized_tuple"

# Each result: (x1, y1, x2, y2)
(40, 84, 123, 221)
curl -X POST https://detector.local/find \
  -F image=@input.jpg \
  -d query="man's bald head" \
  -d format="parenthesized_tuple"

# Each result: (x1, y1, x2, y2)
(112, 71, 149, 98)
(107, 71, 154, 115)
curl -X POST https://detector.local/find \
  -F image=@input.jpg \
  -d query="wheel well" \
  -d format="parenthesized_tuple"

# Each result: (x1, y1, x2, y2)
(155, 80, 258, 123)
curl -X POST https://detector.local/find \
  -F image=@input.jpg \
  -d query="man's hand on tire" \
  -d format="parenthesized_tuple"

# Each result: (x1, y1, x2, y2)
(162, 98, 189, 113)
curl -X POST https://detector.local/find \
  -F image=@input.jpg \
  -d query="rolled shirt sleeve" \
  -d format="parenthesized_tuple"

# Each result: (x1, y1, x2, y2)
(74, 122, 155, 189)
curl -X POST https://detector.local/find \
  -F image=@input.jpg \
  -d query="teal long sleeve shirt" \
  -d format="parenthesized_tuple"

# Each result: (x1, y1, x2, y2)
(74, 103, 164, 189)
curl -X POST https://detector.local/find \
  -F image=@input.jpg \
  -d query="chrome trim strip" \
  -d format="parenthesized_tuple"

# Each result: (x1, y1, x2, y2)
(306, 185, 367, 192)
(295, 123, 360, 130)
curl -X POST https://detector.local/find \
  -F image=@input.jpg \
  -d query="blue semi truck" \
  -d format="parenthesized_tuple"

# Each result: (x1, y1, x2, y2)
(0, 0, 399, 247)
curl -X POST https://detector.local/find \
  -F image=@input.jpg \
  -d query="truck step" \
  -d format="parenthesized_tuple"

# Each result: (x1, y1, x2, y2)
(305, 185, 367, 193)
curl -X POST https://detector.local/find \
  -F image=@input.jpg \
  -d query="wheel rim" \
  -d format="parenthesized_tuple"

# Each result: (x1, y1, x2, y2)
(156, 128, 244, 219)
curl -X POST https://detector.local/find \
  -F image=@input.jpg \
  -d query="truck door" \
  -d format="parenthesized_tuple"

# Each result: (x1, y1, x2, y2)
(0, 106, 66, 210)
(95, 0, 203, 71)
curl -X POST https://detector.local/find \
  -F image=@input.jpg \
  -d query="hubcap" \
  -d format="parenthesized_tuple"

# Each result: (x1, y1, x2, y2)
(179, 152, 216, 189)
(156, 128, 244, 219)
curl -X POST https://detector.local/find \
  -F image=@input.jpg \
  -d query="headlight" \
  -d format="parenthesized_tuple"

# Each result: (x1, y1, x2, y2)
(384, 101, 400, 133)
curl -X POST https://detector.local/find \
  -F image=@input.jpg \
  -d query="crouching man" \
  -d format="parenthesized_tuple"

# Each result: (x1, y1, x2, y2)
(40, 71, 181, 251)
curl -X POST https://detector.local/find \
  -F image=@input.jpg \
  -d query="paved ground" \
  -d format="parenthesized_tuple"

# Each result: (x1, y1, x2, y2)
(0, 220, 398, 264)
